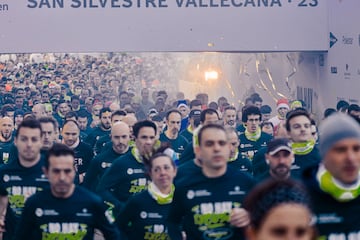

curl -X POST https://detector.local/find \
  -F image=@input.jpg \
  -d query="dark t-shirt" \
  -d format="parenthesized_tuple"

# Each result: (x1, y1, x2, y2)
(0, 156, 49, 217)
(179, 128, 193, 143)
(238, 132, 272, 161)
(168, 168, 256, 240)
(291, 146, 321, 179)
(94, 134, 111, 155)
(252, 146, 268, 178)
(0, 138, 13, 164)
(178, 143, 195, 165)
(83, 147, 129, 192)
(117, 190, 171, 240)
(228, 154, 253, 175)
(14, 187, 120, 240)
(85, 126, 110, 149)
(236, 124, 246, 137)
(175, 160, 201, 185)
(159, 133, 189, 159)
(302, 166, 360, 239)
(96, 150, 150, 216)
(73, 142, 94, 174)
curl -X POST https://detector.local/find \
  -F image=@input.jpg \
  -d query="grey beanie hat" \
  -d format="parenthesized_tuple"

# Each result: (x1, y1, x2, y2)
(319, 113, 360, 158)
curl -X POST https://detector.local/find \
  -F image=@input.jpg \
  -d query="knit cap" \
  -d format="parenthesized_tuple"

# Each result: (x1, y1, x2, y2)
(319, 113, 360, 158)
(276, 98, 289, 110)
(290, 100, 303, 109)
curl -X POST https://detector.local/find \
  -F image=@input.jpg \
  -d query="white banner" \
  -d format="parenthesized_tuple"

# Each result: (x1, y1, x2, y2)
(0, 0, 328, 53)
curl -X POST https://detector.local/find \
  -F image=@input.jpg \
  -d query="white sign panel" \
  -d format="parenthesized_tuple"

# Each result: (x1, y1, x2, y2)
(0, 0, 328, 53)
(317, 0, 360, 109)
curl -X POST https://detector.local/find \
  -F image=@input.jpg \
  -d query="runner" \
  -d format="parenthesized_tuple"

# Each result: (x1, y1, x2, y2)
(14, 143, 120, 240)
(167, 124, 256, 240)
(96, 120, 157, 217)
(0, 119, 48, 218)
(83, 121, 131, 192)
(302, 114, 360, 238)
(117, 152, 177, 239)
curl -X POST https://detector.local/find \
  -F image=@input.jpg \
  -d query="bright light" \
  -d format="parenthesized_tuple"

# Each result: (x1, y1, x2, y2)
(205, 71, 218, 81)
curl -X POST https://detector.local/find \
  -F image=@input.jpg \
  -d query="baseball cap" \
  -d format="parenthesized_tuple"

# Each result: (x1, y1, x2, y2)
(151, 114, 163, 122)
(266, 138, 292, 156)
(189, 109, 201, 118)
(148, 108, 158, 115)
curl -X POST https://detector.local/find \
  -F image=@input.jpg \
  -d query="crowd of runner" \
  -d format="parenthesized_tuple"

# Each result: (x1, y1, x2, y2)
(0, 53, 359, 239)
